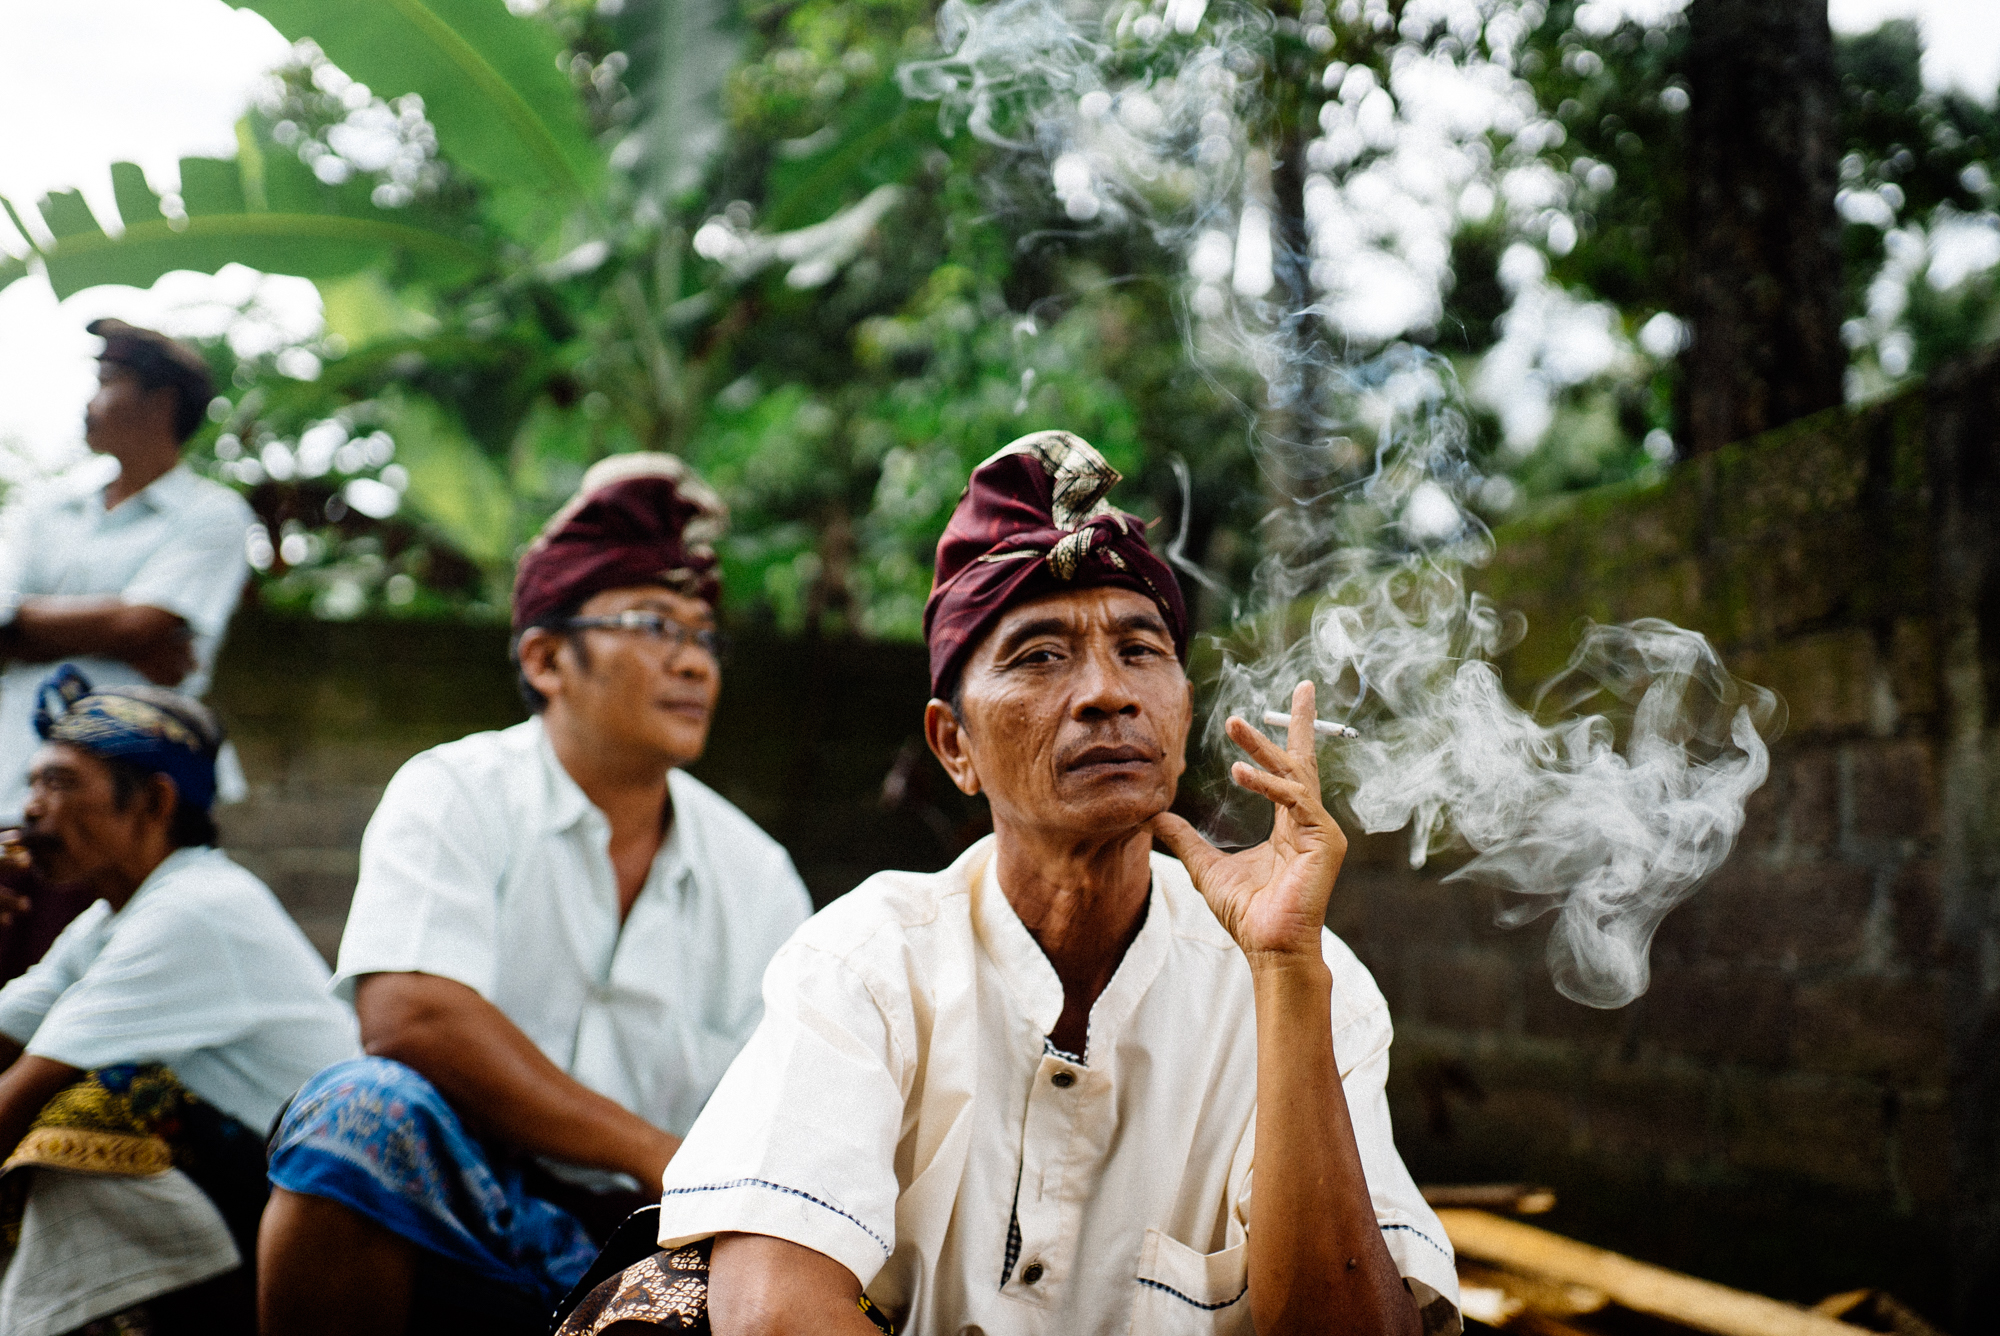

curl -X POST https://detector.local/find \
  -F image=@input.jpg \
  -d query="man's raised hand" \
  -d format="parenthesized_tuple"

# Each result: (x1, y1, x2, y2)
(1149, 680, 1348, 965)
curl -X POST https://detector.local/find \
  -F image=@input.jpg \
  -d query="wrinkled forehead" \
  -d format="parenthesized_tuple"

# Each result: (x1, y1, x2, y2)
(962, 586, 1179, 674)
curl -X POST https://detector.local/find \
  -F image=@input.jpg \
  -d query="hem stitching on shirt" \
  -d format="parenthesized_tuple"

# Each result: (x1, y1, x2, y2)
(1383, 1221, 1450, 1257)
(1137, 1277, 1249, 1310)
(661, 1178, 891, 1255)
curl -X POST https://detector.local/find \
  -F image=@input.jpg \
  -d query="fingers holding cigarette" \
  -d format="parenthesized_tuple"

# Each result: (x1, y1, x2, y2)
(1259, 709, 1359, 739)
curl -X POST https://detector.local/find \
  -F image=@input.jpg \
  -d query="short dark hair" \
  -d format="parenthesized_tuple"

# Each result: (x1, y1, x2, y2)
(89, 320, 215, 446)
(102, 754, 219, 849)
(158, 377, 210, 445)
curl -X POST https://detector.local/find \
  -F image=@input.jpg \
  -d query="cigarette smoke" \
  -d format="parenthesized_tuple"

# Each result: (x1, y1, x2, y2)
(902, 0, 1781, 1007)
(1204, 349, 1780, 1009)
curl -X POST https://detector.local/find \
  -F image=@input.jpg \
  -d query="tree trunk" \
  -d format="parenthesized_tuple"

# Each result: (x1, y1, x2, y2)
(1682, 0, 1845, 456)
(1927, 350, 2000, 1335)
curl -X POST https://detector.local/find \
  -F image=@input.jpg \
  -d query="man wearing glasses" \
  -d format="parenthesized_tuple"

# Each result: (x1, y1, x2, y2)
(256, 455, 812, 1333)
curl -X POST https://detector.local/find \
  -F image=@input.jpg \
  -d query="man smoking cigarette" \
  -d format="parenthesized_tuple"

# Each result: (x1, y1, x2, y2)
(558, 431, 1459, 1336)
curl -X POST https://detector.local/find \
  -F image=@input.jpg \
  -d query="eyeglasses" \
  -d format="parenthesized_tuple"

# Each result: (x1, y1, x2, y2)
(559, 610, 726, 661)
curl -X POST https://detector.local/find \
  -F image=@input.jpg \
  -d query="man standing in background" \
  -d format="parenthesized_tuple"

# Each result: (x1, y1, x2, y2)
(0, 319, 250, 808)
(0, 319, 253, 976)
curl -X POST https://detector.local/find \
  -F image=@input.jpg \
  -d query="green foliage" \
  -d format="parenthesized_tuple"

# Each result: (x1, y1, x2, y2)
(243, 0, 603, 239)
(2, 154, 484, 302)
(6, 0, 1994, 636)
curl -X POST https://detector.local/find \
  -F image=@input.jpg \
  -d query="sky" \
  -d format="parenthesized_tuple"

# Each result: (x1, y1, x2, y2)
(0, 0, 1993, 472)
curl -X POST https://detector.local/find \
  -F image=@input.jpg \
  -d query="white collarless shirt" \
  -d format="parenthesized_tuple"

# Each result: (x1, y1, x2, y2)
(0, 846, 361, 1133)
(656, 836, 1460, 1336)
(0, 461, 253, 814)
(334, 717, 813, 1140)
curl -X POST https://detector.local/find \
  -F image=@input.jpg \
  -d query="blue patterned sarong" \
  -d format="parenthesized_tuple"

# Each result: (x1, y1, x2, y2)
(267, 1056, 599, 1306)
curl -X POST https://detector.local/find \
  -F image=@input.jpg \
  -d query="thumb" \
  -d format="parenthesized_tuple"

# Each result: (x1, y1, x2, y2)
(1149, 812, 1224, 882)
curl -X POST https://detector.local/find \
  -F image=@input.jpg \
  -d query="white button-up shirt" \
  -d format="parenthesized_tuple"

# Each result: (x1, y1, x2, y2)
(0, 846, 361, 1133)
(657, 835, 1459, 1336)
(334, 718, 814, 1140)
(0, 461, 253, 813)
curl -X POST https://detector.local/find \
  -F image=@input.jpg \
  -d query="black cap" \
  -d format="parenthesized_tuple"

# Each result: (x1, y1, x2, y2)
(88, 319, 215, 417)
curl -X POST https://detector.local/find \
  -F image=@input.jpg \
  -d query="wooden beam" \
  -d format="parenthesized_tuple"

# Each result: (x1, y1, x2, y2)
(1422, 1184, 1558, 1215)
(1436, 1210, 1865, 1336)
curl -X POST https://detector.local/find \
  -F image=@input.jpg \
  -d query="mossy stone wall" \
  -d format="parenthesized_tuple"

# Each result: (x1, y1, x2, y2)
(1336, 346, 2000, 1322)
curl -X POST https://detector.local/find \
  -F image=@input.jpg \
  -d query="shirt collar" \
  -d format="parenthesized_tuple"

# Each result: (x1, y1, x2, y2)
(130, 464, 201, 512)
(970, 836, 1172, 1061)
(112, 845, 211, 919)
(85, 462, 200, 521)
(663, 770, 707, 889)
(531, 716, 700, 898)
(531, 716, 596, 834)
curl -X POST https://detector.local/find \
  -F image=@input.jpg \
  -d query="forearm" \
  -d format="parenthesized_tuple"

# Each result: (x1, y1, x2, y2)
(1247, 954, 1419, 1336)
(708, 1233, 879, 1336)
(357, 976, 678, 1185)
(0, 1053, 81, 1160)
(8, 597, 184, 662)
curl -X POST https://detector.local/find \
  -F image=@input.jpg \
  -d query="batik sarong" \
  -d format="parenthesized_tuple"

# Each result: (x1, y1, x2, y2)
(0, 1063, 265, 1336)
(1, 1062, 266, 1250)
(554, 1237, 895, 1335)
(265, 1055, 599, 1308)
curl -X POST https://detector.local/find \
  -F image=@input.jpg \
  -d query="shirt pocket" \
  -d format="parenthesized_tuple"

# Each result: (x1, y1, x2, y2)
(1129, 1227, 1253, 1335)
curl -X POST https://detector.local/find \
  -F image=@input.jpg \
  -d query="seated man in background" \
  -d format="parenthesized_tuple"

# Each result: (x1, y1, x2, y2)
(559, 433, 1460, 1336)
(0, 666, 359, 1336)
(259, 455, 814, 1334)
(0, 319, 255, 982)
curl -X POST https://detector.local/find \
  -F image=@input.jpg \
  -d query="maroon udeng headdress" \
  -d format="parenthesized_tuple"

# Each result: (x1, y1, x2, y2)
(513, 453, 728, 630)
(922, 431, 1188, 698)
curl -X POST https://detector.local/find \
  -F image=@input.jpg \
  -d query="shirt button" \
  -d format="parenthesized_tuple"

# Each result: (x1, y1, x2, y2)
(1021, 1262, 1044, 1285)
(1050, 1071, 1075, 1089)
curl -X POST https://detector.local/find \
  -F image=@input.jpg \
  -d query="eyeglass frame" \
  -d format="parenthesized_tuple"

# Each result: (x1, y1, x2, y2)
(555, 609, 728, 662)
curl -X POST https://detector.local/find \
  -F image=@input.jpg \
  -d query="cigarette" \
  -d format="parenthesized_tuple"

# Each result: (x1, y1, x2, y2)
(1261, 710, 1359, 739)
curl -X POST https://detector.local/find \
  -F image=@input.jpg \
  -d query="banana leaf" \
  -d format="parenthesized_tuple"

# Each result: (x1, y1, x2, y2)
(239, 0, 603, 230)
(0, 156, 486, 301)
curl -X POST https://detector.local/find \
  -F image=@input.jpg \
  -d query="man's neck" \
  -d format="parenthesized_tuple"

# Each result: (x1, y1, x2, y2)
(993, 820, 1154, 1055)
(96, 843, 176, 912)
(102, 446, 179, 509)
(541, 710, 674, 919)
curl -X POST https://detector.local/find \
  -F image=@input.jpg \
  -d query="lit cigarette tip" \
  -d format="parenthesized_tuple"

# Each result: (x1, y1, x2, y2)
(1261, 710, 1360, 739)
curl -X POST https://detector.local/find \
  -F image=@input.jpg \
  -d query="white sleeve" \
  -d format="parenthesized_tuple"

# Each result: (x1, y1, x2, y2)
(0, 905, 105, 1046)
(656, 939, 907, 1290)
(0, 494, 49, 625)
(118, 492, 251, 637)
(26, 903, 256, 1070)
(332, 752, 506, 1000)
(1237, 935, 1461, 1333)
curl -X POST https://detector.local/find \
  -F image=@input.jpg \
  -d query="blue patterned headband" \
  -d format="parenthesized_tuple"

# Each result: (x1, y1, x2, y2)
(33, 665, 221, 813)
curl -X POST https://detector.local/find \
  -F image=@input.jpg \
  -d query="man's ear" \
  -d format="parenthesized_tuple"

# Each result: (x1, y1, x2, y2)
(141, 384, 182, 435)
(146, 773, 179, 828)
(518, 627, 567, 704)
(923, 699, 982, 797)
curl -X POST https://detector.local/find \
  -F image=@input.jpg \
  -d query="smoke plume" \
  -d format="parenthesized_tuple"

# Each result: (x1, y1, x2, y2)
(902, 0, 1780, 1008)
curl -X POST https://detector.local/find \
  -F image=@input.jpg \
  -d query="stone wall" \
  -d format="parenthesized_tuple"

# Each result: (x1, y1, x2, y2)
(211, 612, 979, 961)
(1333, 346, 2000, 1324)
(207, 346, 2000, 1326)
